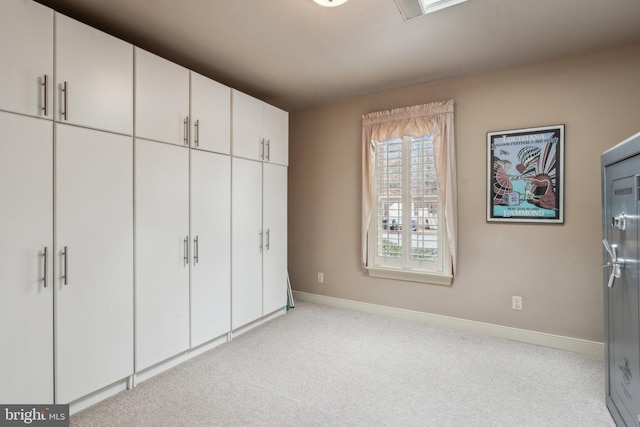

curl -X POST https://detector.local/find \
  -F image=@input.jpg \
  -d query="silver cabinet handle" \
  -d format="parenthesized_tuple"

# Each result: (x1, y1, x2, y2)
(266, 140, 270, 161)
(183, 117, 189, 146)
(61, 81, 68, 121)
(41, 75, 48, 117)
(193, 236, 199, 264)
(194, 119, 199, 147)
(184, 236, 189, 266)
(603, 239, 624, 288)
(259, 139, 265, 160)
(266, 229, 270, 251)
(42, 246, 48, 288)
(62, 246, 68, 285)
(259, 231, 263, 252)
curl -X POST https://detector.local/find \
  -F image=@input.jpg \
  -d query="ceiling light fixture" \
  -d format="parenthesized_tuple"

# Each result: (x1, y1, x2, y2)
(313, 0, 349, 7)
(394, 0, 468, 20)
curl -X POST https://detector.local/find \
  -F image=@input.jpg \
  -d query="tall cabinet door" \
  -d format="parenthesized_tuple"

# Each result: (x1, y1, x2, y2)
(191, 72, 230, 155)
(136, 139, 190, 370)
(232, 158, 264, 329)
(0, 112, 53, 404)
(55, 13, 133, 135)
(135, 49, 190, 146)
(263, 164, 288, 315)
(0, 0, 53, 118)
(191, 150, 231, 347)
(55, 124, 134, 404)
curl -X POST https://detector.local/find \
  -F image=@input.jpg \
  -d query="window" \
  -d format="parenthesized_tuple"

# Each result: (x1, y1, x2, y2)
(362, 101, 456, 285)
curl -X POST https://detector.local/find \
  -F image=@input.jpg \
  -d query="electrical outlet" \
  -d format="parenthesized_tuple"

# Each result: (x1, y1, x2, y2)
(317, 272, 324, 283)
(512, 296, 523, 310)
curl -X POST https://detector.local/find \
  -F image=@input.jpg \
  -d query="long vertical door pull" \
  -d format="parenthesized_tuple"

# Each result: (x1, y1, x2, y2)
(41, 75, 48, 117)
(42, 247, 48, 288)
(259, 231, 263, 252)
(266, 229, 270, 251)
(193, 236, 199, 265)
(183, 236, 189, 266)
(183, 117, 189, 146)
(61, 82, 68, 121)
(194, 120, 199, 147)
(62, 246, 68, 285)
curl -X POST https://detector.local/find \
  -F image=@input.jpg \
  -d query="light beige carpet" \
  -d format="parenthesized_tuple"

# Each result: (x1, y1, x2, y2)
(71, 301, 614, 426)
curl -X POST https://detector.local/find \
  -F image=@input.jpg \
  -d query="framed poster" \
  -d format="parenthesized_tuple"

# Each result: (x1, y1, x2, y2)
(487, 124, 564, 223)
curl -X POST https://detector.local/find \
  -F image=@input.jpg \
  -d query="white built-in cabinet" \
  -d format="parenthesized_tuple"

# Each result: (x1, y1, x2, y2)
(191, 72, 231, 154)
(135, 142, 232, 366)
(135, 51, 230, 152)
(135, 139, 190, 371)
(232, 158, 288, 329)
(55, 13, 133, 135)
(0, 112, 135, 405)
(190, 150, 231, 346)
(0, 112, 54, 404)
(54, 124, 134, 404)
(135, 48, 190, 145)
(262, 163, 289, 315)
(232, 89, 288, 166)
(0, 0, 53, 118)
(232, 158, 264, 329)
(1, 0, 286, 410)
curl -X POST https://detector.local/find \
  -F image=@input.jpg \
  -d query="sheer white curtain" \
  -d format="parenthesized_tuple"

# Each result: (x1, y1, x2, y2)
(361, 100, 457, 275)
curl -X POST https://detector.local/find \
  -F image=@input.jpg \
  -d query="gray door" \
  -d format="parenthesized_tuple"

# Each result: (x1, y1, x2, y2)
(605, 160, 640, 426)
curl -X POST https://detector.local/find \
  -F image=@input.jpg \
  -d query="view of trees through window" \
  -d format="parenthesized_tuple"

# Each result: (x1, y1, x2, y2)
(376, 135, 439, 263)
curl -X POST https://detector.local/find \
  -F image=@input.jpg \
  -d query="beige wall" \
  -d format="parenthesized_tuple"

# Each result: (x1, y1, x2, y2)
(288, 42, 640, 342)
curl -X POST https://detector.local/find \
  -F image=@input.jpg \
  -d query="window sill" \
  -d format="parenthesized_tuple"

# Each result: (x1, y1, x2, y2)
(365, 266, 453, 286)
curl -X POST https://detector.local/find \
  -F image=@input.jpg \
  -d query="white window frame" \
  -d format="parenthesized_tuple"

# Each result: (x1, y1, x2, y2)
(367, 135, 452, 286)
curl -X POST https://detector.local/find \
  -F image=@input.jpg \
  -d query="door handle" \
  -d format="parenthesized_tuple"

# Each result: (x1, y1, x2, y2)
(184, 236, 189, 266)
(61, 81, 68, 121)
(193, 236, 199, 265)
(61, 246, 68, 285)
(194, 119, 199, 147)
(266, 229, 270, 251)
(41, 75, 48, 117)
(266, 140, 270, 161)
(184, 117, 189, 146)
(603, 239, 624, 288)
(42, 246, 48, 288)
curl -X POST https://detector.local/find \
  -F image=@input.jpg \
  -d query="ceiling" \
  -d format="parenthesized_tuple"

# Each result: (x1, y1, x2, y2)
(36, 0, 640, 112)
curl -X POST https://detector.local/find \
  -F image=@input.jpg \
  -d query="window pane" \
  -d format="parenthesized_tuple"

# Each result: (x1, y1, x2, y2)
(377, 139, 402, 258)
(409, 136, 438, 261)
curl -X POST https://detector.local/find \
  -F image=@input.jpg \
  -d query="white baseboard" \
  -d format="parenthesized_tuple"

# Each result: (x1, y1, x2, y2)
(293, 291, 604, 357)
(69, 379, 129, 415)
(230, 306, 287, 339)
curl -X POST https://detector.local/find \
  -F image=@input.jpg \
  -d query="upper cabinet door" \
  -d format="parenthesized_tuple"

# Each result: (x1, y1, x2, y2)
(232, 90, 288, 165)
(232, 90, 263, 161)
(191, 72, 230, 154)
(55, 13, 133, 135)
(263, 103, 289, 166)
(0, 0, 53, 119)
(135, 48, 190, 146)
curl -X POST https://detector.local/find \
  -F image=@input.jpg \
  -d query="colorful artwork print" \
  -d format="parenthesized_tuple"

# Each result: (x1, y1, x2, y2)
(487, 125, 564, 223)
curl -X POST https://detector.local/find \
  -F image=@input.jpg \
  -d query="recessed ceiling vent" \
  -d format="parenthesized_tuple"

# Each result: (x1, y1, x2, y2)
(394, 0, 468, 20)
